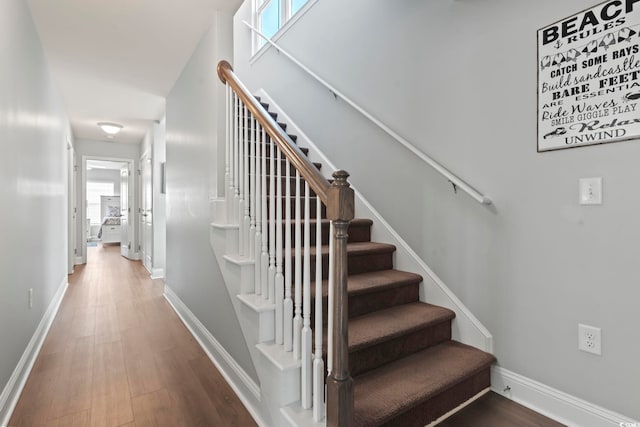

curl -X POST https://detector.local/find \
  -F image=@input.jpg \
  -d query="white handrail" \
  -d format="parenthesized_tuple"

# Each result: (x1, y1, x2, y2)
(243, 20, 492, 206)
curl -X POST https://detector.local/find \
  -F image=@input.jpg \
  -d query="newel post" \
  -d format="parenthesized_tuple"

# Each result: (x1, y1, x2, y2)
(326, 170, 354, 427)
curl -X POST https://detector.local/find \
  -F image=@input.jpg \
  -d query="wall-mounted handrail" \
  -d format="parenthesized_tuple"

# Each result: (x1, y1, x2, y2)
(243, 20, 493, 206)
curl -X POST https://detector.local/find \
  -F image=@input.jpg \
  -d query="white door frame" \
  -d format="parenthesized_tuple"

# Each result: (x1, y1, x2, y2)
(80, 155, 136, 264)
(67, 139, 76, 273)
(139, 150, 153, 274)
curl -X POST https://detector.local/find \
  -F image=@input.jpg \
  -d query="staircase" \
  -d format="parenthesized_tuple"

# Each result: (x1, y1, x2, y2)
(260, 99, 494, 427)
(214, 61, 495, 427)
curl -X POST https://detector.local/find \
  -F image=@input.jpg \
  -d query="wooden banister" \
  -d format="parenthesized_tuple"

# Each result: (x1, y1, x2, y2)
(218, 60, 354, 426)
(217, 60, 331, 204)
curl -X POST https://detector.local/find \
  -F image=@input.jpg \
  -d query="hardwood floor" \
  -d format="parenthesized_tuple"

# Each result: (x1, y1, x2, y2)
(9, 245, 256, 427)
(436, 391, 566, 427)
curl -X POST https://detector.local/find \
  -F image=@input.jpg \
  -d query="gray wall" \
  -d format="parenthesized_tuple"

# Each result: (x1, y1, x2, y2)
(0, 0, 70, 402)
(166, 11, 257, 382)
(234, 0, 640, 419)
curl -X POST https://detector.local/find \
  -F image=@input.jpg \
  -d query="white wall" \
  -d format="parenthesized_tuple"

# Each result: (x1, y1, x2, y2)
(86, 168, 122, 195)
(166, 9, 258, 385)
(0, 0, 70, 408)
(74, 139, 141, 261)
(234, 0, 640, 420)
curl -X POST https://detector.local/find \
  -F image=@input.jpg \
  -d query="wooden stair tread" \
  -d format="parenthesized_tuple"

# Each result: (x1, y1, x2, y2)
(353, 341, 495, 427)
(346, 302, 454, 351)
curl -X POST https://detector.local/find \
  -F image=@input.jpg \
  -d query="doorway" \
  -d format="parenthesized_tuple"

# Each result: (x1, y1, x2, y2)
(81, 156, 135, 264)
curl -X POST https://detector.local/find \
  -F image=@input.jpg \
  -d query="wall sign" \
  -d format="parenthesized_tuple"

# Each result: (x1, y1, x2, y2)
(538, 0, 640, 152)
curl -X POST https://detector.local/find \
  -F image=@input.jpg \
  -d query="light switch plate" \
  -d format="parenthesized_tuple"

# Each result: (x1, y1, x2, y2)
(579, 177, 602, 205)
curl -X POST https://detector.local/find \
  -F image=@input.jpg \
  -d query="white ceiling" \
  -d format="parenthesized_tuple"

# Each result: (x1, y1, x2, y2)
(26, 0, 242, 144)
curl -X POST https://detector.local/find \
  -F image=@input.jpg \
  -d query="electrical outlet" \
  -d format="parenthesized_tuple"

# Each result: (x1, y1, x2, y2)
(28, 288, 33, 309)
(579, 324, 602, 355)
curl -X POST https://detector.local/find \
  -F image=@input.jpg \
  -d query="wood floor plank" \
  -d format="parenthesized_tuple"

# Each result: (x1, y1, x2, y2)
(9, 245, 256, 427)
(436, 392, 566, 427)
(94, 303, 121, 344)
(49, 410, 90, 427)
(115, 300, 139, 332)
(189, 356, 257, 427)
(70, 307, 97, 339)
(48, 336, 95, 420)
(120, 328, 163, 398)
(131, 389, 182, 427)
(9, 352, 64, 426)
(90, 341, 134, 427)
(154, 347, 226, 426)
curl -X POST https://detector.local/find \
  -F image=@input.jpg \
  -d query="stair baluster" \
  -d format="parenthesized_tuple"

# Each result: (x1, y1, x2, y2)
(302, 181, 312, 408)
(249, 111, 256, 260)
(275, 147, 284, 344)
(268, 137, 276, 302)
(233, 93, 240, 224)
(254, 122, 262, 295)
(243, 104, 250, 256)
(260, 127, 269, 298)
(225, 84, 233, 221)
(313, 195, 325, 421)
(293, 170, 302, 359)
(238, 101, 245, 255)
(284, 158, 293, 352)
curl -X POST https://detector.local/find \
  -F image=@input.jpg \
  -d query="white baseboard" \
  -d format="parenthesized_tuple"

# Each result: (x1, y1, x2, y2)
(491, 366, 639, 427)
(0, 277, 68, 427)
(163, 286, 268, 427)
(150, 268, 164, 280)
(74, 256, 83, 265)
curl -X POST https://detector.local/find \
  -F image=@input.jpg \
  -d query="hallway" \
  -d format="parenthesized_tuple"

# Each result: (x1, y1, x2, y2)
(9, 246, 256, 427)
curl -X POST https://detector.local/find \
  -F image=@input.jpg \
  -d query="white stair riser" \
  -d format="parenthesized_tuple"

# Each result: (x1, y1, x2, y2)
(237, 300, 275, 343)
(211, 198, 227, 223)
(225, 261, 256, 295)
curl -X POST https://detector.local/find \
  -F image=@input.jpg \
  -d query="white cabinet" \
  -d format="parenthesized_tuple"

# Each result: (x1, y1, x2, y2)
(100, 196, 121, 243)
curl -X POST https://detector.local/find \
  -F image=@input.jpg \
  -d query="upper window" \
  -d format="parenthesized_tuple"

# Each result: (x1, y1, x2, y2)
(254, 0, 312, 51)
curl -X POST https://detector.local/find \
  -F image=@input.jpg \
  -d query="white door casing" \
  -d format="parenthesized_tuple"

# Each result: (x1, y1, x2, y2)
(120, 166, 130, 259)
(80, 155, 136, 263)
(67, 140, 76, 273)
(140, 155, 153, 272)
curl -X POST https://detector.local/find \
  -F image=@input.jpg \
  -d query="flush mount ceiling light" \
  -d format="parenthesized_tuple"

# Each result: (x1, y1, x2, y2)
(97, 122, 123, 135)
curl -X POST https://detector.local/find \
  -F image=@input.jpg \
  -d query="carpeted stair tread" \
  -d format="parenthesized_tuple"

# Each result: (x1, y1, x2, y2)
(305, 242, 395, 277)
(267, 217, 371, 227)
(308, 241, 395, 257)
(353, 341, 496, 427)
(320, 269, 422, 299)
(346, 302, 454, 352)
(267, 217, 371, 244)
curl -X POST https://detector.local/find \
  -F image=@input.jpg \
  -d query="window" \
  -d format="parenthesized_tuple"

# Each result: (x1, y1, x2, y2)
(254, 0, 312, 51)
(87, 181, 114, 225)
